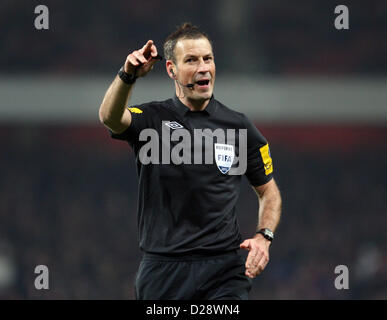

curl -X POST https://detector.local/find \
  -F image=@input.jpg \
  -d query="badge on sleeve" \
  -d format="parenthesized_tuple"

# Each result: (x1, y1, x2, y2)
(259, 143, 273, 175)
(214, 143, 235, 174)
(128, 107, 143, 113)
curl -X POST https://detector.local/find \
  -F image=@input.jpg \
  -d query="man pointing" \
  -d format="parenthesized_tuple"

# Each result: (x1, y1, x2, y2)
(99, 23, 282, 300)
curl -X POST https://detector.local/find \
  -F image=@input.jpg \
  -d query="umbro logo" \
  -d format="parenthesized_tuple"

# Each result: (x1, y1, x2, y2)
(164, 121, 184, 129)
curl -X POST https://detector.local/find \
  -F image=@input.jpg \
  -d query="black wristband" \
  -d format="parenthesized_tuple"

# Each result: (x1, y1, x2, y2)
(118, 66, 137, 85)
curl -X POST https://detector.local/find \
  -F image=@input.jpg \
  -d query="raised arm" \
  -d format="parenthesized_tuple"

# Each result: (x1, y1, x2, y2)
(99, 40, 160, 134)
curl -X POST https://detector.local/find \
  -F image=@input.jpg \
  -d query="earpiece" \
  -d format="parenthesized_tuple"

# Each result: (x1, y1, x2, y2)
(170, 69, 175, 78)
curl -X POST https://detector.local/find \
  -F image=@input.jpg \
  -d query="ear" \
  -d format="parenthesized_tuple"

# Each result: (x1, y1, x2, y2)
(166, 60, 175, 80)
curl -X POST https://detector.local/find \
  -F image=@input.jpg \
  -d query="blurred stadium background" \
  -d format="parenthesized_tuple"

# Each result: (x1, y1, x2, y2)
(0, 0, 386, 299)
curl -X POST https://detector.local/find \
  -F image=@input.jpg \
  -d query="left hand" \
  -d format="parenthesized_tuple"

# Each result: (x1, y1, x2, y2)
(240, 235, 271, 278)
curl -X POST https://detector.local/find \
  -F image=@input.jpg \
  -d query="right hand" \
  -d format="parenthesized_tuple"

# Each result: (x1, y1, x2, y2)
(124, 40, 159, 78)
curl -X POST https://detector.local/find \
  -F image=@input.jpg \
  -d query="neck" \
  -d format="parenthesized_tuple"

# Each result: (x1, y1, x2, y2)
(177, 93, 211, 112)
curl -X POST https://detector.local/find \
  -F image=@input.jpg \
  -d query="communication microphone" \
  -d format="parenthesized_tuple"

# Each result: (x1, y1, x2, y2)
(171, 69, 195, 89)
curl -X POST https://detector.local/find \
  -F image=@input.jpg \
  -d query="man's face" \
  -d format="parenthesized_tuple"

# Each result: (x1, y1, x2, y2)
(173, 37, 216, 102)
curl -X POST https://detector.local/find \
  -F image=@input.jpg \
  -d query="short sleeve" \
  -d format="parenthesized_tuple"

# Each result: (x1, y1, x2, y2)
(242, 115, 274, 186)
(108, 104, 152, 145)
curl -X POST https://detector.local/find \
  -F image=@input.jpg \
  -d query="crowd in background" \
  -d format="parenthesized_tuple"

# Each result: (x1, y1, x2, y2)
(0, 125, 386, 299)
(0, 0, 385, 75)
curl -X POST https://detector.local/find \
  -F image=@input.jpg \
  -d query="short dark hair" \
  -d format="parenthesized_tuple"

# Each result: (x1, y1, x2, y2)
(163, 22, 212, 63)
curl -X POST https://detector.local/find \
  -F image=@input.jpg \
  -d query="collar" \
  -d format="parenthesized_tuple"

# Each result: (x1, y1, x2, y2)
(172, 94, 217, 117)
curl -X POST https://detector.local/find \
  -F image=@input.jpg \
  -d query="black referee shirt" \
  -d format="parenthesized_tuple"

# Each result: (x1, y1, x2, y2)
(109, 94, 273, 254)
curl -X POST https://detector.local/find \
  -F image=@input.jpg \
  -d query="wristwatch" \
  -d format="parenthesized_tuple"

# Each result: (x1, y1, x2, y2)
(118, 66, 137, 85)
(256, 228, 274, 242)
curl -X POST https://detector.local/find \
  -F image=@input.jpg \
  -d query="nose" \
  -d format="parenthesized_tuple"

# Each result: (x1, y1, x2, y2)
(197, 58, 210, 74)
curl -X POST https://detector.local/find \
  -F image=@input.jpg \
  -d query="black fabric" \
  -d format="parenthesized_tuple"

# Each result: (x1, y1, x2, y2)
(109, 95, 273, 254)
(135, 251, 252, 300)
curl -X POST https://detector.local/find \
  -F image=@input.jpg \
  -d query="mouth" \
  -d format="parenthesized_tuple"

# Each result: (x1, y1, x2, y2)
(195, 79, 210, 89)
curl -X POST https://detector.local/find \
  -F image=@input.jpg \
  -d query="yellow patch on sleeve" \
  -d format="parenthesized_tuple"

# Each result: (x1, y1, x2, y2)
(259, 144, 273, 175)
(128, 107, 143, 114)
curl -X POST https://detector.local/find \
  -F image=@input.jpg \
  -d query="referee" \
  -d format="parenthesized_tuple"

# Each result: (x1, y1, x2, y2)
(99, 23, 282, 300)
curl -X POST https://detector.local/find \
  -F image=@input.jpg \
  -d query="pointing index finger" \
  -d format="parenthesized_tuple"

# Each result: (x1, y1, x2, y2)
(141, 40, 154, 56)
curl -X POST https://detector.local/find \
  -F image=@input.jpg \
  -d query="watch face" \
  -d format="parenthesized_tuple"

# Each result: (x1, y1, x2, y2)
(261, 228, 273, 240)
(264, 229, 273, 238)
